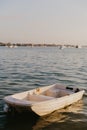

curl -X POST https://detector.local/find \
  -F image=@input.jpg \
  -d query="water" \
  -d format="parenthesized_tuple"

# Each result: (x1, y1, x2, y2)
(0, 46, 87, 130)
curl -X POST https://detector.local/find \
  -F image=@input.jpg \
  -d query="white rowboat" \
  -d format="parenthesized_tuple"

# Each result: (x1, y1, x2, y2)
(4, 84, 85, 116)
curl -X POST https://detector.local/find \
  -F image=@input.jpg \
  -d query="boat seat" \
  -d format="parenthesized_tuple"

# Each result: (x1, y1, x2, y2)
(44, 88, 60, 97)
(44, 88, 73, 98)
(27, 94, 54, 102)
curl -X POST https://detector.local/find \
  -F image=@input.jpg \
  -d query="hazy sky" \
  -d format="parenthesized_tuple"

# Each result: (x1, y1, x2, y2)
(0, 0, 87, 45)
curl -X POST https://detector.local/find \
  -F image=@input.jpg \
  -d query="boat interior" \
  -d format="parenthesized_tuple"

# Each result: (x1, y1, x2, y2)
(23, 84, 75, 102)
(10, 84, 80, 105)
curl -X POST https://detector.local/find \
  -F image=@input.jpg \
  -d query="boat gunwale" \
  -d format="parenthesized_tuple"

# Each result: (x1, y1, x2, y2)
(4, 89, 85, 106)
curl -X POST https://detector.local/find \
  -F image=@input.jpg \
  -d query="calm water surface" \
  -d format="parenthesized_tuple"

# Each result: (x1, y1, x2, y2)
(0, 46, 87, 130)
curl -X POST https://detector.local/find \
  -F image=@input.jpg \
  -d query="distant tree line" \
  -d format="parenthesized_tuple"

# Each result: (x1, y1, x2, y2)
(0, 42, 87, 48)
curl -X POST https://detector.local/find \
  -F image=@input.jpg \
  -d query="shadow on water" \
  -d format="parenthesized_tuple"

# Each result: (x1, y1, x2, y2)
(3, 112, 39, 130)
(1, 100, 87, 130)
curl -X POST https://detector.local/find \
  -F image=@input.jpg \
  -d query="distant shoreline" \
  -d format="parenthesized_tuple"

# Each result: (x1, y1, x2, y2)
(0, 42, 86, 48)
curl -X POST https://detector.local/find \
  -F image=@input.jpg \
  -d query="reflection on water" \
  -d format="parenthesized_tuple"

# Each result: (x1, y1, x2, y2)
(33, 100, 86, 130)
(3, 100, 87, 130)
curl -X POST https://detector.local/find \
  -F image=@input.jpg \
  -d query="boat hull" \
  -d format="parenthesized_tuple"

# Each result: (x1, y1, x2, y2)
(31, 90, 84, 116)
(3, 84, 85, 116)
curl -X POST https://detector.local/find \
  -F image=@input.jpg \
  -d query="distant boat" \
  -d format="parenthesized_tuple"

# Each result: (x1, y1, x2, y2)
(9, 45, 14, 48)
(76, 45, 82, 48)
(59, 45, 66, 49)
(4, 84, 85, 116)
(6, 45, 18, 48)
